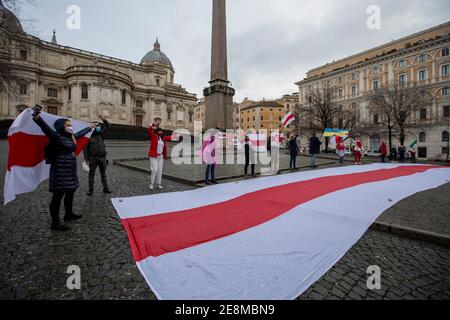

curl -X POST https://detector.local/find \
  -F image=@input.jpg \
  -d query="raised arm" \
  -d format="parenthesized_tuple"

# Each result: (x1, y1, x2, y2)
(148, 123, 157, 139)
(74, 127, 93, 140)
(32, 114, 57, 140)
(99, 115, 110, 133)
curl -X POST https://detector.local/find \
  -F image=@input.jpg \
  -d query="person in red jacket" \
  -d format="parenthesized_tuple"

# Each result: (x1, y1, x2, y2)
(354, 138, 364, 165)
(148, 119, 172, 190)
(379, 141, 388, 163)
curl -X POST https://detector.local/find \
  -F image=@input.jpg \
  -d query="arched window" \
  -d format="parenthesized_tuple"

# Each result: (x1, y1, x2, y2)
(443, 131, 449, 142)
(121, 90, 126, 104)
(81, 83, 88, 100)
(419, 132, 426, 143)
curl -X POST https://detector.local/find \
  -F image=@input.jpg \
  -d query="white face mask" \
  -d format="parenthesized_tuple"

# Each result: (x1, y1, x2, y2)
(66, 126, 74, 134)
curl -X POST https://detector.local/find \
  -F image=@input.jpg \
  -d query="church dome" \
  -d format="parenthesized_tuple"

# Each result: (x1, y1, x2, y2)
(141, 38, 173, 69)
(0, 0, 24, 33)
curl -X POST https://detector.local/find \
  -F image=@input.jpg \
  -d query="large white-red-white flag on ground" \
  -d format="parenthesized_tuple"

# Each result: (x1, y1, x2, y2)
(4, 108, 92, 205)
(112, 164, 450, 300)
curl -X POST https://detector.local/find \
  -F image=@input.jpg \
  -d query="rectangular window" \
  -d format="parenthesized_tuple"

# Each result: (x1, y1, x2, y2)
(443, 105, 450, 118)
(443, 147, 449, 155)
(338, 88, 343, 97)
(47, 106, 58, 115)
(442, 64, 449, 76)
(68, 86, 72, 100)
(19, 83, 27, 95)
(420, 108, 427, 120)
(351, 86, 357, 96)
(418, 147, 427, 159)
(418, 54, 426, 63)
(352, 73, 356, 81)
(20, 49, 28, 61)
(442, 48, 450, 57)
(399, 60, 406, 68)
(373, 81, 379, 91)
(373, 114, 379, 124)
(418, 70, 427, 81)
(47, 88, 58, 98)
(260, 116, 264, 121)
(399, 74, 407, 86)
(338, 77, 342, 84)
(136, 100, 143, 108)
(443, 87, 449, 96)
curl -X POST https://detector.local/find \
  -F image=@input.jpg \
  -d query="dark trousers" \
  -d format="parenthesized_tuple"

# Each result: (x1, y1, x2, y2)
(381, 155, 386, 163)
(50, 191, 75, 224)
(205, 164, 216, 182)
(89, 157, 109, 191)
(245, 161, 255, 176)
(290, 155, 297, 169)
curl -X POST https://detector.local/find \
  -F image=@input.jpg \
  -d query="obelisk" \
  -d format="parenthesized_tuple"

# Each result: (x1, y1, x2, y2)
(203, 0, 235, 130)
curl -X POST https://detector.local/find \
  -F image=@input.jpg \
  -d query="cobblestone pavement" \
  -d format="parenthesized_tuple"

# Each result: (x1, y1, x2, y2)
(0, 141, 449, 300)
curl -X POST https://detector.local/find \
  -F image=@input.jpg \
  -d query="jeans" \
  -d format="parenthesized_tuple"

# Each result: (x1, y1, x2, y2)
(205, 164, 216, 182)
(50, 191, 75, 224)
(310, 154, 317, 167)
(290, 155, 297, 169)
(150, 156, 164, 185)
(88, 157, 109, 191)
(245, 162, 255, 176)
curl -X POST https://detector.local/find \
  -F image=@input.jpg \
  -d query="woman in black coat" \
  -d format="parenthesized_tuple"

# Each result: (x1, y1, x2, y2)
(33, 113, 93, 231)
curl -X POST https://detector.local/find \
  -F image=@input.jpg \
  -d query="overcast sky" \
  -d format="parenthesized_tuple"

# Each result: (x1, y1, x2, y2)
(17, 0, 450, 102)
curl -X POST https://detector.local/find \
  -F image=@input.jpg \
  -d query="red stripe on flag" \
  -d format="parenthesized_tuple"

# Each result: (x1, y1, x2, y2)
(282, 114, 295, 127)
(7, 132, 89, 171)
(121, 165, 443, 261)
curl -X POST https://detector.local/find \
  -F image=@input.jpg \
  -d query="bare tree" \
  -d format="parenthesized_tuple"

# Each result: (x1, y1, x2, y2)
(296, 87, 340, 151)
(368, 84, 429, 154)
(0, 0, 35, 97)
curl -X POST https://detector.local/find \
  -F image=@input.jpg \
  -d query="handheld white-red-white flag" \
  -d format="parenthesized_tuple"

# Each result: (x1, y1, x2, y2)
(4, 108, 92, 205)
(281, 112, 296, 128)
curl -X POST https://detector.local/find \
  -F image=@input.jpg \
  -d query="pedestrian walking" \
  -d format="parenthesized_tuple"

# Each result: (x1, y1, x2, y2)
(379, 141, 388, 163)
(398, 145, 406, 163)
(391, 146, 398, 162)
(32, 111, 94, 231)
(270, 132, 281, 174)
(289, 135, 299, 170)
(309, 133, 322, 168)
(409, 147, 417, 164)
(335, 136, 346, 164)
(148, 119, 173, 190)
(354, 138, 363, 165)
(202, 130, 220, 185)
(84, 115, 111, 196)
(244, 135, 256, 178)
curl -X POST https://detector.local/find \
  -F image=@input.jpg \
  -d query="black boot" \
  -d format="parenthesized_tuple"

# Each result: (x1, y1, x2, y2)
(64, 213, 82, 222)
(51, 222, 70, 231)
(87, 190, 93, 196)
(103, 188, 112, 194)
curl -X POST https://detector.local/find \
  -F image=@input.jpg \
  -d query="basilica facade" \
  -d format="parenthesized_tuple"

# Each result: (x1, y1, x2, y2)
(0, 2, 197, 131)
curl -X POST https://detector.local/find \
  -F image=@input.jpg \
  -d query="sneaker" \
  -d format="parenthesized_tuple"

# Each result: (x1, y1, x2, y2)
(51, 222, 70, 231)
(149, 184, 154, 190)
(205, 181, 211, 185)
(64, 213, 82, 222)
(211, 180, 218, 184)
(157, 185, 164, 190)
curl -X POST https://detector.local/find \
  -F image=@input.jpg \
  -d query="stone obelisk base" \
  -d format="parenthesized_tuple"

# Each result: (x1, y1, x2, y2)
(203, 79, 235, 130)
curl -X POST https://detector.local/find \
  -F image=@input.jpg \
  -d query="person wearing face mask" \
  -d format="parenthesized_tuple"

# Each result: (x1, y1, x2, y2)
(32, 112, 94, 231)
(148, 119, 173, 190)
(83, 115, 112, 196)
